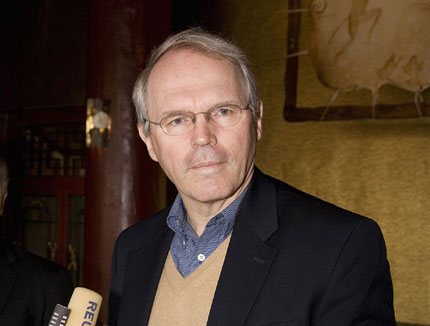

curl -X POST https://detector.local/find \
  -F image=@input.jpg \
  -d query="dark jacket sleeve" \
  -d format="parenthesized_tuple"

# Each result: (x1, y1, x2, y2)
(108, 233, 121, 326)
(315, 218, 395, 325)
(0, 241, 74, 326)
(42, 264, 74, 325)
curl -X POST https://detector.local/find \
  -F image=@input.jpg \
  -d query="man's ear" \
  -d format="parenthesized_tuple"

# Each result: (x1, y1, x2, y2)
(256, 101, 263, 141)
(138, 124, 159, 162)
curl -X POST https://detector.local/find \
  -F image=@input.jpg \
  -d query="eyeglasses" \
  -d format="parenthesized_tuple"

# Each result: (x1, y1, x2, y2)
(145, 103, 250, 136)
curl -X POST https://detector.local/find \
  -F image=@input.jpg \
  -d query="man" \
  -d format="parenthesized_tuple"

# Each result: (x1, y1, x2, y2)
(109, 29, 395, 326)
(0, 157, 74, 326)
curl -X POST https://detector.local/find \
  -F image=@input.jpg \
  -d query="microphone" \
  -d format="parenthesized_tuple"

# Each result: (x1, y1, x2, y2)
(66, 287, 103, 326)
(48, 287, 103, 326)
(47, 304, 70, 326)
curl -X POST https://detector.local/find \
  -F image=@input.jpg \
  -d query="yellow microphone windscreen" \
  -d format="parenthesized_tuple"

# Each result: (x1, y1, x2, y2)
(66, 287, 103, 326)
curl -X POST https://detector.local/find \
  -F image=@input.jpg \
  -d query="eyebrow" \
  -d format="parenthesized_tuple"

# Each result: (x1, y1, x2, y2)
(159, 101, 241, 117)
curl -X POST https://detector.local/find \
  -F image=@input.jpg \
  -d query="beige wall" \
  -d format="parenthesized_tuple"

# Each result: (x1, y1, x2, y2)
(200, 0, 430, 324)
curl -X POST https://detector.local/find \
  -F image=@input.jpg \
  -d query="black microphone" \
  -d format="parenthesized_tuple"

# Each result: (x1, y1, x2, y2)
(47, 287, 103, 326)
(47, 304, 70, 326)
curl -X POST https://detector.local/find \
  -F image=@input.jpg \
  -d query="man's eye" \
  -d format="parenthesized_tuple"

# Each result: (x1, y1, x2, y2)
(165, 115, 191, 126)
(170, 117, 184, 125)
(215, 107, 233, 116)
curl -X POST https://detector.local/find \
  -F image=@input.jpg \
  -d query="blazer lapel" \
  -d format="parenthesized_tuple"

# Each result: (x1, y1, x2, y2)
(208, 169, 279, 326)
(119, 218, 174, 326)
(0, 242, 18, 315)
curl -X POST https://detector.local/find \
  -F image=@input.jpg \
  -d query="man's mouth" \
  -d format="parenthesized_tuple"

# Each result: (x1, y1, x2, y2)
(192, 161, 223, 169)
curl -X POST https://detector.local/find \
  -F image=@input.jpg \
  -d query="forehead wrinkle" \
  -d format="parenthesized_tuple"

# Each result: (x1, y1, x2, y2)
(159, 99, 244, 118)
(147, 49, 246, 119)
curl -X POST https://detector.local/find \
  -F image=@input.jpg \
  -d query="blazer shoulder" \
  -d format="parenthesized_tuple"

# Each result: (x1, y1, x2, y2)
(0, 240, 73, 325)
(0, 240, 73, 300)
(1, 240, 68, 277)
(115, 206, 171, 251)
(262, 172, 375, 237)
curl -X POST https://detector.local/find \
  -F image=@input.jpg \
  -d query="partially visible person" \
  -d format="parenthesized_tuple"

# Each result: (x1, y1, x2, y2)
(0, 157, 74, 326)
(0, 156, 8, 216)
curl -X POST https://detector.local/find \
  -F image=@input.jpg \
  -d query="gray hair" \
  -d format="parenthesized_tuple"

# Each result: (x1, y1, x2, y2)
(133, 27, 260, 135)
(0, 157, 9, 192)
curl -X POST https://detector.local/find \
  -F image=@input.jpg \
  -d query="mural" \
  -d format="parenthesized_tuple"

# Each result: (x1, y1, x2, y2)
(308, 0, 430, 116)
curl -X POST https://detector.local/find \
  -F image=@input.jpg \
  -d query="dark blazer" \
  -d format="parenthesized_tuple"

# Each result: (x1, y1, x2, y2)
(0, 239, 74, 326)
(109, 168, 395, 326)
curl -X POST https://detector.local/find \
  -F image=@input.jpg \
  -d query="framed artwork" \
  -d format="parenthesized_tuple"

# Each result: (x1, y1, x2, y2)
(284, 0, 430, 121)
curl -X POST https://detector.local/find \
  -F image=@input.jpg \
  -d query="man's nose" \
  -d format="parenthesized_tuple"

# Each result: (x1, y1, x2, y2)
(190, 114, 217, 147)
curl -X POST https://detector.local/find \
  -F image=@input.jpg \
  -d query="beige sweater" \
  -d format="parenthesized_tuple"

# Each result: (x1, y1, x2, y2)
(148, 235, 231, 326)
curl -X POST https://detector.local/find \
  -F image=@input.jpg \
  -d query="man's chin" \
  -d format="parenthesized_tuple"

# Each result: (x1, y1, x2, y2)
(191, 192, 232, 205)
(186, 182, 234, 204)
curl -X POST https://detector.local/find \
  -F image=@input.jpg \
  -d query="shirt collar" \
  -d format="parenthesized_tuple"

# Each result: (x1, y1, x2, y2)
(166, 186, 249, 237)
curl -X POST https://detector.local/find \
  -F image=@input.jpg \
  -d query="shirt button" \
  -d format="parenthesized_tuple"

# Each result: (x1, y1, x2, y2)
(197, 253, 206, 262)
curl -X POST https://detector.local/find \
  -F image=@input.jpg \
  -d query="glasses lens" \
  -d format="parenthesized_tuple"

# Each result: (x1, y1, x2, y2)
(209, 105, 242, 127)
(161, 113, 194, 135)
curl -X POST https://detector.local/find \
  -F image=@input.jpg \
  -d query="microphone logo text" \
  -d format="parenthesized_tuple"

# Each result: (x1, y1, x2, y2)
(81, 301, 98, 326)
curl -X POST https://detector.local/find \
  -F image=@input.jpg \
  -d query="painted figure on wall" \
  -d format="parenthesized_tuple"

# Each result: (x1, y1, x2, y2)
(308, 0, 430, 114)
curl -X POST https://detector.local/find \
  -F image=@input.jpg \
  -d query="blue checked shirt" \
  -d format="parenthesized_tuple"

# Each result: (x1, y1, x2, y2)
(167, 188, 248, 278)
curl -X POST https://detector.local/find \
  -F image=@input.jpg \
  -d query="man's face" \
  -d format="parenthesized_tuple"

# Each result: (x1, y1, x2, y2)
(139, 49, 262, 206)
